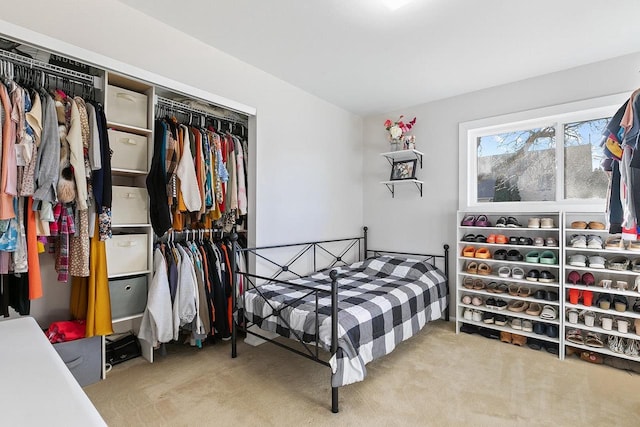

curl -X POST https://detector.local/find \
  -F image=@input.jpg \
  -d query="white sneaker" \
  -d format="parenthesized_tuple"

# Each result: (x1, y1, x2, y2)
(463, 309, 473, 321)
(472, 310, 483, 322)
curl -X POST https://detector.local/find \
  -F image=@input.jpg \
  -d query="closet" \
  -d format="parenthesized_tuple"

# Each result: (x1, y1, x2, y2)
(0, 30, 254, 379)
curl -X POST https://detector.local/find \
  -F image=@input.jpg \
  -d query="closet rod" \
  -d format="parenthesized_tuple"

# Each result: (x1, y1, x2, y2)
(0, 49, 101, 88)
(155, 95, 248, 126)
(156, 228, 233, 241)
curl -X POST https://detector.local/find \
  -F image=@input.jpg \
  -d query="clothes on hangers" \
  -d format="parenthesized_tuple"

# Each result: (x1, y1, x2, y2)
(140, 235, 234, 347)
(0, 65, 112, 326)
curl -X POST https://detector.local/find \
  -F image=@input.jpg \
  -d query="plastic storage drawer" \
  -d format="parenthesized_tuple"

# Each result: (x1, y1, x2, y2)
(109, 275, 148, 319)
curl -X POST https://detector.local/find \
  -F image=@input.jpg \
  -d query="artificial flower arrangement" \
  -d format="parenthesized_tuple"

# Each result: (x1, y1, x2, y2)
(384, 115, 416, 141)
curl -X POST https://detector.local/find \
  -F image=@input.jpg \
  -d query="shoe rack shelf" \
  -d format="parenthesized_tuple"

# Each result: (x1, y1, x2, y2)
(456, 211, 563, 358)
(380, 149, 423, 198)
(563, 212, 640, 362)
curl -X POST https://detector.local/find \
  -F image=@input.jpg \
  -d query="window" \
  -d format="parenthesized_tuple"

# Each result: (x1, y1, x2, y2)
(459, 93, 627, 210)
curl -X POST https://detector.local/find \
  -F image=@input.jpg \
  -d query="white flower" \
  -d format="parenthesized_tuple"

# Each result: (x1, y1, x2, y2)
(389, 125, 402, 139)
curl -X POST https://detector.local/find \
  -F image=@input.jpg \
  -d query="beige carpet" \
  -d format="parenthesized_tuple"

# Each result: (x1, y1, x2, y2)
(85, 322, 640, 426)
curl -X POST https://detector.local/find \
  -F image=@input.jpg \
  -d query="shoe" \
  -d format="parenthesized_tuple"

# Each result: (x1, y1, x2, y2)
(522, 320, 533, 332)
(525, 303, 542, 316)
(463, 308, 473, 320)
(544, 237, 558, 247)
(587, 235, 603, 249)
(613, 295, 628, 312)
(587, 221, 605, 230)
(507, 250, 523, 261)
(494, 299, 508, 310)
(462, 246, 476, 257)
(477, 263, 492, 276)
(525, 251, 540, 263)
(585, 332, 604, 348)
(475, 247, 491, 259)
(472, 296, 483, 306)
(539, 305, 557, 320)
(533, 289, 546, 300)
(483, 312, 495, 324)
(466, 261, 478, 274)
(538, 271, 555, 283)
(589, 256, 607, 269)
(472, 310, 483, 322)
(570, 235, 587, 248)
(540, 218, 554, 229)
(462, 295, 472, 305)
(461, 215, 476, 226)
(528, 217, 540, 228)
(463, 277, 474, 289)
(511, 334, 527, 346)
(545, 324, 559, 338)
(512, 267, 525, 280)
(460, 323, 479, 334)
(485, 282, 498, 293)
(526, 269, 540, 282)
(528, 338, 543, 350)
(568, 288, 581, 305)
(506, 216, 521, 228)
(544, 342, 559, 355)
(511, 318, 523, 330)
(498, 266, 511, 278)
(486, 234, 497, 243)
(544, 290, 558, 301)
(571, 221, 587, 229)
(495, 235, 508, 244)
(606, 256, 629, 271)
(494, 249, 508, 260)
(583, 290, 594, 307)
(494, 315, 507, 326)
(518, 237, 533, 246)
(582, 272, 595, 286)
(533, 237, 545, 247)
(496, 216, 508, 227)
(533, 322, 545, 335)
(508, 301, 529, 312)
(500, 331, 512, 343)
(569, 253, 587, 266)
(597, 294, 613, 310)
(566, 308, 579, 324)
(566, 328, 584, 345)
(475, 215, 491, 227)
(567, 270, 581, 285)
(485, 298, 497, 308)
(475, 235, 487, 243)
(509, 236, 519, 245)
(580, 351, 604, 364)
(473, 279, 485, 290)
(605, 236, 623, 249)
(539, 250, 557, 265)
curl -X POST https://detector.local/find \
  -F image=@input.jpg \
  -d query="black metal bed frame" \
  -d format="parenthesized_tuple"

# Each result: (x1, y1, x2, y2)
(229, 227, 450, 413)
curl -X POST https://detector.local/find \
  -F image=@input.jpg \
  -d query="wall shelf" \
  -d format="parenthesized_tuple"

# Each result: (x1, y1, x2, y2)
(380, 179, 423, 198)
(380, 149, 424, 168)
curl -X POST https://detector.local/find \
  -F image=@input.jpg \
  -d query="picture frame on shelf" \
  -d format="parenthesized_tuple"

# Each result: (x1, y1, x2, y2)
(390, 159, 417, 181)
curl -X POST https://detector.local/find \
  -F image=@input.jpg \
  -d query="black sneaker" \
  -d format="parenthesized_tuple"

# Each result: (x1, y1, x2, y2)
(483, 312, 495, 324)
(494, 315, 507, 326)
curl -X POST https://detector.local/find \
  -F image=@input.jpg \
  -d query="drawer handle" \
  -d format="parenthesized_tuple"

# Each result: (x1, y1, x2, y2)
(125, 285, 132, 291)
(120, 138, 138, 145)
(124, 193, 137, 199)
(118, 241, 138, 247)
(116, 92, 136, 102)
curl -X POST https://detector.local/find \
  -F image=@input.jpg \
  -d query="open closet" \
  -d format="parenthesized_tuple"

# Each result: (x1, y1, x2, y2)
(0, 29, 254, 382)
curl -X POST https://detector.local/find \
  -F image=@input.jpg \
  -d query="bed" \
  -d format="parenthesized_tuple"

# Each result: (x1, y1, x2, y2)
(230, 227, 449, 413)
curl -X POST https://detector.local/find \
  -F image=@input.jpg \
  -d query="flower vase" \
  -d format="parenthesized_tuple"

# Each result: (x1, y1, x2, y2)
(390, 140, 401, 151)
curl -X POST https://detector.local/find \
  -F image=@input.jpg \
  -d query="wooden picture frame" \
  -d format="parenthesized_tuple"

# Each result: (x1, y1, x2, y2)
(390, 159, 417, 181)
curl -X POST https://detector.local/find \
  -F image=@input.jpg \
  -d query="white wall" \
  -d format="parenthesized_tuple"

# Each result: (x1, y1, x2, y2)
(1, 0, 363, 325)
(363, 51, 640, 284)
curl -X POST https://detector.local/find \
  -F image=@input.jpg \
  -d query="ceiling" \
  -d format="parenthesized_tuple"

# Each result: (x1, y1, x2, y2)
(120, 0, 640, 115)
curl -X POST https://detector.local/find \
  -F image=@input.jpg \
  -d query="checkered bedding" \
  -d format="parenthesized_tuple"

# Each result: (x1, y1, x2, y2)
(242, 255, 448, 387)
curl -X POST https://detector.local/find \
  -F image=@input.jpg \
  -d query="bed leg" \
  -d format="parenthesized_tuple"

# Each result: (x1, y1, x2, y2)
(332, 386, 339, 413)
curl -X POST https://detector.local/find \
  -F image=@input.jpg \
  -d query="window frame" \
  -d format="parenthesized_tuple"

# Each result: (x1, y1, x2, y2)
(458, 93, 629, 213)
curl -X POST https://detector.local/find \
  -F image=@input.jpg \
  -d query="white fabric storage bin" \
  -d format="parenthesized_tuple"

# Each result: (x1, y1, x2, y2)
(106, 85, 148, 128)
(106, 234, 148, 276)
(108, 129, 148, 172)
(111, 186, 148, 225)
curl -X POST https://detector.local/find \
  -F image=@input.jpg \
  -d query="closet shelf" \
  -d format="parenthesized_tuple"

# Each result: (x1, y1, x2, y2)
(111, 168, 148, 176)
(564, 322, 640, 341)
(111, 223, 151, 229)
(108, 270, 152, 279)
(112, 313, 144, 323)
(380, 179, 423, 198)
(564, 283, 640, 298)
(564, 302, 640, 320)
(106, 121, 152, 135)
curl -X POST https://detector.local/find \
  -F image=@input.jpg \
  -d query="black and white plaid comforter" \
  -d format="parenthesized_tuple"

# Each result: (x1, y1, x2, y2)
(242, 255, 448, 387)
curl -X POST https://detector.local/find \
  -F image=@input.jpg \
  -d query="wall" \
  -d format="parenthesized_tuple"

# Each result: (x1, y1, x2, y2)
(0, 0, 363, 325)
(363, 51, 640, 295)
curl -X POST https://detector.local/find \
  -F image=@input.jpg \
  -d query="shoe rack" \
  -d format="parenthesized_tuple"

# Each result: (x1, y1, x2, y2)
(456, 211, 563, 358)
(563, 212, 640, 361)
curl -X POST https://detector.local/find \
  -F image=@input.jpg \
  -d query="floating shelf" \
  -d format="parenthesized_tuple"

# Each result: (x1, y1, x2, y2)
(380, 149, 424, 168)
(380, 179, 423, 198)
